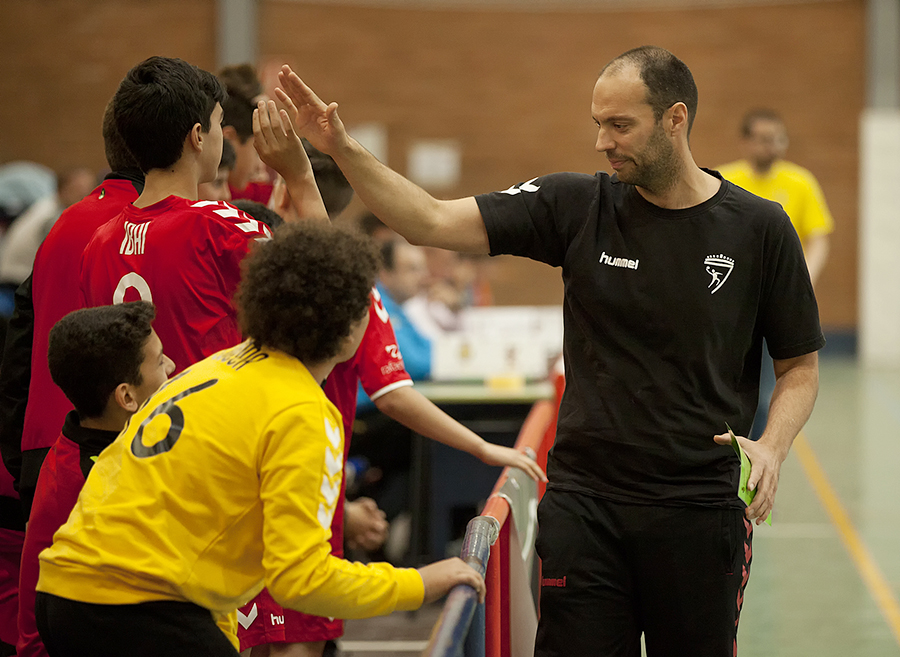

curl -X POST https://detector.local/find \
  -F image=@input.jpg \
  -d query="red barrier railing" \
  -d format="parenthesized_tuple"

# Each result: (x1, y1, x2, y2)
(422, 371, 564, 657)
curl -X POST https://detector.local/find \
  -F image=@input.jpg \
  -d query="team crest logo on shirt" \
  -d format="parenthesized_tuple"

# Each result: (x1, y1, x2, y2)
(704, 254, 734, 294)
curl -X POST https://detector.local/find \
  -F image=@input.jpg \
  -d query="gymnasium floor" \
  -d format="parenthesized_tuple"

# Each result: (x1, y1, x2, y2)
(339, 355, 900, 656)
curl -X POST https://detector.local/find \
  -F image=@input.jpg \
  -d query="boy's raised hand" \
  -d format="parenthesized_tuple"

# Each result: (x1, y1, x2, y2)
(252, 99, 310, 183)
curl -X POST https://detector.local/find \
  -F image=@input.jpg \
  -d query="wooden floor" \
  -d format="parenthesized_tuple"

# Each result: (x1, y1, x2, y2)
(340, 356, 900, 656)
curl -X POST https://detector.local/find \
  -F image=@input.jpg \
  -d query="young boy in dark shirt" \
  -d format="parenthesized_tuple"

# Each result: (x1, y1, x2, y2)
(16, 301, 173, 657)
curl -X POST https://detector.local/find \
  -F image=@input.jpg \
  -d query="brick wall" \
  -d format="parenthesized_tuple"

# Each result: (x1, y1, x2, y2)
(0, 0, 863, 327)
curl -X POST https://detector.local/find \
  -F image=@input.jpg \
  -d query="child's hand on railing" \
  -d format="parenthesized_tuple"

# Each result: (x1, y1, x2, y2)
(418, 558, 486, 604)
(476, 443, 547, 483)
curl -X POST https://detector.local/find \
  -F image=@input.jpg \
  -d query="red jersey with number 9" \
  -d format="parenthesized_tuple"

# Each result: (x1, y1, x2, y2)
(80, 196, 271, 374)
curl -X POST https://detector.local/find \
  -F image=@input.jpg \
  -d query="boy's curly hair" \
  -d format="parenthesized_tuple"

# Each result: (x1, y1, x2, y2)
(236, 223, 379, 364)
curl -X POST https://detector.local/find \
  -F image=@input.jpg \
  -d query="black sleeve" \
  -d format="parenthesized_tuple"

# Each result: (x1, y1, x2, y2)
(759, 216, 826, 359)
(0, 275, 34, 486)
(475, 172, 597, 267)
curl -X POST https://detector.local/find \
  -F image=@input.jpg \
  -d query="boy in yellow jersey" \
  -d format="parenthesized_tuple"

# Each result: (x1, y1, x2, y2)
(35, 223, 484, 657)
(718, 108, 834, 441)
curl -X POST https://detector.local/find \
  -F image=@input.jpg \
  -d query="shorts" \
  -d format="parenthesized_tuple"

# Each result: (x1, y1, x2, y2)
(534, 489, 752, 657)
(35, 592, 240, 657)
(237, 588, 343, 650)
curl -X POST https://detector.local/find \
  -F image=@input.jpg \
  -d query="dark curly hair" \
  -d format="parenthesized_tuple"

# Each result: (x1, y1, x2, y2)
(236, 223, 378, 364)
(48, 302, 156, 419)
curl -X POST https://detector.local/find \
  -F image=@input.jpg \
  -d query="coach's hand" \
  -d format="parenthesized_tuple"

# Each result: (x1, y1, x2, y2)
(713, 432, 783, 525)
(418, 558, 486, 604)
(274, 65, 351, 157)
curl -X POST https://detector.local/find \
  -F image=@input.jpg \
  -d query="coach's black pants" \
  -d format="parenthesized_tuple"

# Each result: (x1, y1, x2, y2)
(535, 490, 752, 657)
(36, 592, 240, 657)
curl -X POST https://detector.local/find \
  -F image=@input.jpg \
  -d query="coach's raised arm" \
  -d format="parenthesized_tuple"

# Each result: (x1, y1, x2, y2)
(275, 65, 487, 253)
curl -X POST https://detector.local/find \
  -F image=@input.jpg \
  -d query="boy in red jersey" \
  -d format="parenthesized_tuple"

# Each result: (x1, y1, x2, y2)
(79, 56, 322, 374)
(0, 100, 145, 519)
(18, 301, 174, 657)
(219, 64, 274, 204)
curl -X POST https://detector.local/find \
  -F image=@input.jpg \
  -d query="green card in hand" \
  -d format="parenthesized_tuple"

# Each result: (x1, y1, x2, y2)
(726, 423, 772, 526)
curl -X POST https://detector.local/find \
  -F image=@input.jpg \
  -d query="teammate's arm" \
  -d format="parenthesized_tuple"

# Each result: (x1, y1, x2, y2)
(374, 385, 546, 482)
(714, 351, 819, 524)
(252, 98, 328, 223)
(275, 65, 489, 254)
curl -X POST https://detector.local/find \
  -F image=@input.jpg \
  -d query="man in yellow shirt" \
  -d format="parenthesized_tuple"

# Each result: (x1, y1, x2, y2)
(35, 223, 484, 657)
(718, 108, 834, 439)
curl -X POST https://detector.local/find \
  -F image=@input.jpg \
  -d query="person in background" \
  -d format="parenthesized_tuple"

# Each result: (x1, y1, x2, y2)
(198, 139, 236, 203)
(0, 168, 95, 315)
(219, 64, 274, 204)
(718, 108, 834, 440)
(18, 302, 174, 657)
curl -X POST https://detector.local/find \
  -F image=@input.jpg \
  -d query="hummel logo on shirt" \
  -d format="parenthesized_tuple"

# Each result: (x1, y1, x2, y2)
(599, 251, 639, 270)
(500, 177, 540, 196)
(318, 417, 342, 530)
(237, 602, 258, 629)
(704, 254, 735, 294)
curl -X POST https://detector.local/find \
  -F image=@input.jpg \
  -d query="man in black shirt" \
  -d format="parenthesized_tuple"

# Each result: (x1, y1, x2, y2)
(278, 46, 822, 656)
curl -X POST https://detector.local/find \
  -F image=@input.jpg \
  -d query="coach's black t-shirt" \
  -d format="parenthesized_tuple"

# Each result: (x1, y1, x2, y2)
(476, 170, 825, 507)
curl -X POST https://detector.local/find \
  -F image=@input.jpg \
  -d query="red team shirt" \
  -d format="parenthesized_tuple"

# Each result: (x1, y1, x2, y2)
(0, 176, 140, 649)
(237, 292, 413, 648)
(228, 181, 274, 205)
(22, 176, 141, 455)
(80, 197, 271, 373)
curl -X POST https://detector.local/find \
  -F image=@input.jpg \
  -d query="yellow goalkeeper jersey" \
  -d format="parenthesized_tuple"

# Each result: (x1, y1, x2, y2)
(38, 340, 424, 618)
(716, 159, 834, 245)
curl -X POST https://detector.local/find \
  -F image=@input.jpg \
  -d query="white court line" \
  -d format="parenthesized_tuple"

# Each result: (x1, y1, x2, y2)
(339, 640, 429, 652)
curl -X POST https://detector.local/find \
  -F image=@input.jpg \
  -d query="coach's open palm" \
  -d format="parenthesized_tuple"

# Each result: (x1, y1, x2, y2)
(275, 65, 350, 157)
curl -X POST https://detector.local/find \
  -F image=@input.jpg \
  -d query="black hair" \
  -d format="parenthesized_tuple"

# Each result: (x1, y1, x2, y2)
(48, 302, 156, 419)
(237, 223, 378, 364)
(602, 46, 699, 135)
(102, 98, 139, 173)
(304, 140, 354, 218)
(114, 56, 226, 173)
(231, 199, 283, 231)
(740, 108, 784, 138)
(218, 64, 263, 142)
